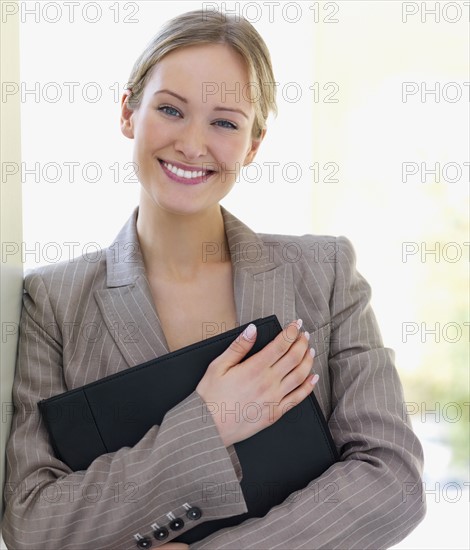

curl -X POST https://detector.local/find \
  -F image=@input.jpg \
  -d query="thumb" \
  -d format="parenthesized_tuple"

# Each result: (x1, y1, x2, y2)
(211, 323, 258, 372)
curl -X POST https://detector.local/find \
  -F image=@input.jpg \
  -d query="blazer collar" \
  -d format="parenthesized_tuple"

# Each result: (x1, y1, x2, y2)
(95, 205, 296, 365)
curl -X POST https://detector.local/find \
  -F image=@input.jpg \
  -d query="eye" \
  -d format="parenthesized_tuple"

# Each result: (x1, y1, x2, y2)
(214, 120, 238, 130)
(157, 105, 181, 117)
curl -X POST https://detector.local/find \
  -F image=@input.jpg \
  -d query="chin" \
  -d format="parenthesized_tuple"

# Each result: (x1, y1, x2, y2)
(151, 198, 208, 217)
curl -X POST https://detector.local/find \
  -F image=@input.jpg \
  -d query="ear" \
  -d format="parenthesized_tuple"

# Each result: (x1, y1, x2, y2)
(243, 128, 267, 166)
(120, 90, 136, 139)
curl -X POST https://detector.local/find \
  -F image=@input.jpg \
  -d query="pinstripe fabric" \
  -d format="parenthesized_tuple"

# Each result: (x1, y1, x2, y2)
(2, 205, 425, 549)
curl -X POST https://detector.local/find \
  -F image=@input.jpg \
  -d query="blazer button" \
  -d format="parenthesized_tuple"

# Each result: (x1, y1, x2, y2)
(169, 518, 185, 531)
(186, 506, 202, 520)
(136, 537, 152, 549)
(153, 526, 169, 541)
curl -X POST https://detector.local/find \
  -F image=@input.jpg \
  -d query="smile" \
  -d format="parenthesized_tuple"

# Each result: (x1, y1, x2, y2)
(158, 159, 216, 185)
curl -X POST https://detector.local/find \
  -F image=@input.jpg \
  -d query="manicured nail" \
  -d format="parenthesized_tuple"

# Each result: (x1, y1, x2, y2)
(310, 373, 320, 385)
(309, 347, 316, 358)
(295, 318, 303, 330)
(242, 323, 257, 341)
(304, 331, 310, 341)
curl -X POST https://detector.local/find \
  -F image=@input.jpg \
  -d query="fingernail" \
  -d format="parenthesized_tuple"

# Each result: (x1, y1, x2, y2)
(304, 331, 310, 341)
(295, 318, 303, 330)
(242, 323, 257, 341)
(309, 347, 316, 358)
(310, 373, 320, 385)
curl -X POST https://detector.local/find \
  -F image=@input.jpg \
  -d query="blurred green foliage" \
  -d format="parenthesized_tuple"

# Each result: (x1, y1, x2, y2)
(400, 185, 469, 480)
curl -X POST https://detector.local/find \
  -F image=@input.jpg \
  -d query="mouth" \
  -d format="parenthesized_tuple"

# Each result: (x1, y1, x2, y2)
(158, 158, 217, 185)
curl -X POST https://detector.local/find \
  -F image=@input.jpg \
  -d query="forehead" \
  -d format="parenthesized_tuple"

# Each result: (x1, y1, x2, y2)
(144, 43, 252, 99)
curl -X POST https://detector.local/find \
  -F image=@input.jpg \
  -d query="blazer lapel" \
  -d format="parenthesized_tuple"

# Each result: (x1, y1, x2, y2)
(94, 207, 170, 366)
(223, 205, 297, 331)
(94, 206, 297, 368)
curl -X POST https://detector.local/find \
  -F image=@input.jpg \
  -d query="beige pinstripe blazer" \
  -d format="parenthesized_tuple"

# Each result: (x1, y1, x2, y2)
(2, 205, 425, 549)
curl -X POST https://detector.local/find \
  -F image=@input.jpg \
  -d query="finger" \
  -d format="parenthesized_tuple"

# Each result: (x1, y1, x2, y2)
(279, 344, 315, 395)
(209, 322, 258, 372)
(272, 328, 311, 378)
(244, 319, 303, 370)
(279, 368, 320, 414)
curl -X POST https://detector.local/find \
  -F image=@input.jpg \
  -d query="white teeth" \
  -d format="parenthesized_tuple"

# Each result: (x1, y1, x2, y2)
(162, 161, 208, 179)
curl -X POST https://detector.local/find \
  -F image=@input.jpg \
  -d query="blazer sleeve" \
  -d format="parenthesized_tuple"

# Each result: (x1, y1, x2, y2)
(189, 235, 426, 549)
(2, 271, 248, 550)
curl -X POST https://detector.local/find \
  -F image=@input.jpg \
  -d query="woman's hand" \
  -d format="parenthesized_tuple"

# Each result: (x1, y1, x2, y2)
(196, 319, 317, 448)
(158, 543, 189, 549)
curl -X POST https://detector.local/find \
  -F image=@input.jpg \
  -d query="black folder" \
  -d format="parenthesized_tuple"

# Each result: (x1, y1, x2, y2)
(38, 315, 338, 544)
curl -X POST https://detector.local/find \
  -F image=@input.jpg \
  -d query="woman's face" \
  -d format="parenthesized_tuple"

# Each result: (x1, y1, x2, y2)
(120, 43, 266, 216)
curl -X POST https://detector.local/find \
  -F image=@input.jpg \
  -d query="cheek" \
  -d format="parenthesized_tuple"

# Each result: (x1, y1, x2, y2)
(134, 110, 171, 144)
(139, 119, 167, 144)
(214, 136, 251, 166)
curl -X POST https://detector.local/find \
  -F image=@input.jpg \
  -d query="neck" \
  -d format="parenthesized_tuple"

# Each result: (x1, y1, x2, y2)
(136, 197, 230, 283)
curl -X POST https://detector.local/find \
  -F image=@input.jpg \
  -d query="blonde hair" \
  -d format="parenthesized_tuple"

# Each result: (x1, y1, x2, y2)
(125, 9, 278, 138)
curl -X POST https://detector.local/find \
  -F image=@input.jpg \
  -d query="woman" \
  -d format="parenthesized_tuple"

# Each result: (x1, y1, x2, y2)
(3, 9, 425, 550)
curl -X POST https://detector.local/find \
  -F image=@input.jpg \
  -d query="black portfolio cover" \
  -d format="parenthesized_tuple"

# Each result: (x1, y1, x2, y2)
(38, 315, 339, 544)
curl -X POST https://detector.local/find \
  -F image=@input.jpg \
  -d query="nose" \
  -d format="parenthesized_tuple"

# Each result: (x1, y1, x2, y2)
(174, 118, 208, 160)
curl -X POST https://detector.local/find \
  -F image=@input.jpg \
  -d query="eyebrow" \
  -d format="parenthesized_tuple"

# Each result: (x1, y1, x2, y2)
(153, 89, 249, 119)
